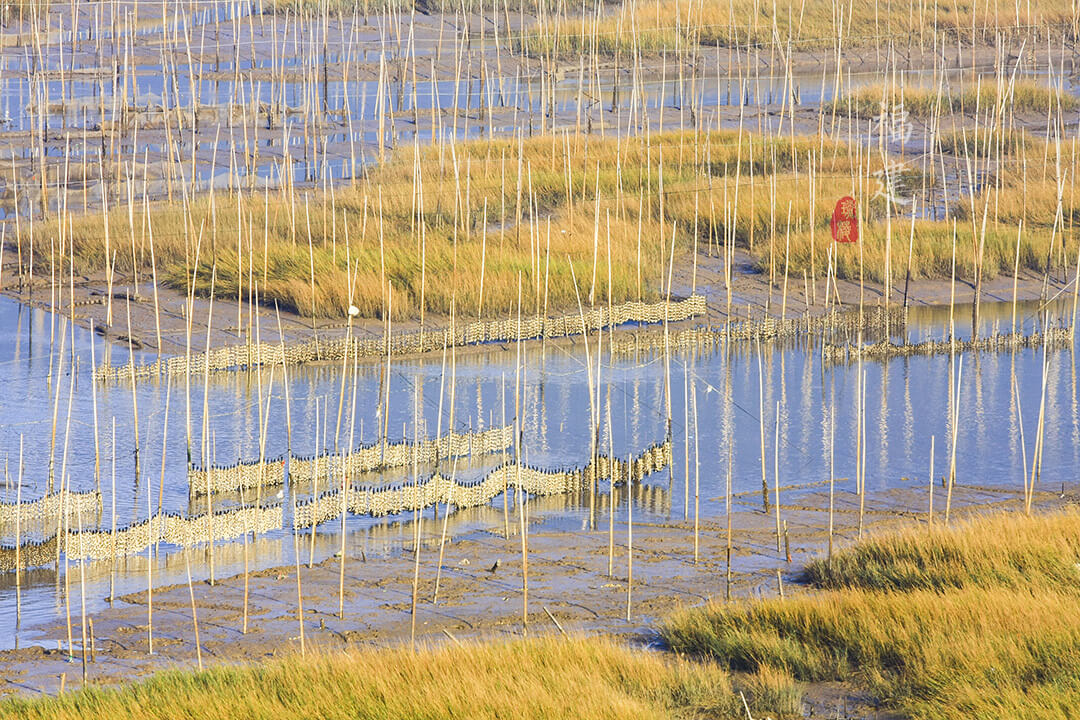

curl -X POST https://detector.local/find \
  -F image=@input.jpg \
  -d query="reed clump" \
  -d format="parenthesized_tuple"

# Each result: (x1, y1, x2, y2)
(30, 130, 849, 319)
(802, 511, 1080, 592)
(936, 127, 1043, 157)
(519, 0, 1080, 55)
(0, 637, 765, 720)
(662, 509, 1080, 719)
(826, 81, 1077, 119)
(31, 125, 1075, 317)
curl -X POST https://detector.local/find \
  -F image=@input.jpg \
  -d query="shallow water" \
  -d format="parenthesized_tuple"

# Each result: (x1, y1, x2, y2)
(0, 294, 1075, 649)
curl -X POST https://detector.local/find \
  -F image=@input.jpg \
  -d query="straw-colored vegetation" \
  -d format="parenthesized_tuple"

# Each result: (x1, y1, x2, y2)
(31, 130, 864, 319)
(662, 510, 1080, 719)
(826, 81, 1077, 119)
(29, 125, 1079, 319)
(520, 0, 1080, 55)
(0, 637, 801, 720)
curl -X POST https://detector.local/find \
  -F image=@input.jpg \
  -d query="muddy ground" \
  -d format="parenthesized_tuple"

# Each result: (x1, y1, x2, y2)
(0, 471, 1070, 719)
(2, 246, 1072, 361)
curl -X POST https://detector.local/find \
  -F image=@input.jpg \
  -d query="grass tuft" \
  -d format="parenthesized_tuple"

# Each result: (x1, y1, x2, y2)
(0, 637, 747, 720)
(662, 509, 1080, 719)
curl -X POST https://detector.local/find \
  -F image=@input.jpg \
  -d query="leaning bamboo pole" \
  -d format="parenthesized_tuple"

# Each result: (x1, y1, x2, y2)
(928, 435, 936, 525)
(184, 550, 203, 671)
(340, 350, 359, 620)
(945, 357, 964, 525)
(774, 399, 782, 553)
(626, 452, 633, 623)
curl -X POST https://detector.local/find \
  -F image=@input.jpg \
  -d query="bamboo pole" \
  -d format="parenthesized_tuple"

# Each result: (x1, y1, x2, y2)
(341, 350, 359, 619)
(725, 447, 733, 601)
(292, 466, 305, 657)
(625, 453, 633, 623)
(928, 435, 936, 524)
(756, 339, 769, 512)
(433, 309, 459, 605)
(184, 550, 203, 671)
(516, 275, 528, 635)
(774, 400, 782, 553)
(410, 387, 421, 650)
(147, 473, 153, 655)
(828, 400, 835, 564)
(945, 357, 963, 525)
(15, 436, 21, 629)
(691, 377, 700, 564)
(109, 419, 116, 604)
(76, 484, 87, 686)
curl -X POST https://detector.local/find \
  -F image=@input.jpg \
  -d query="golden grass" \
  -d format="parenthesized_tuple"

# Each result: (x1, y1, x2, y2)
(519, 0, 1080, 55)
(0, 637, 793, 720)
(29, 130, 854, 320)
(825, 81, 1077, 119)
(662, 510, 1080, 719)
(28, 125, 1078, 320)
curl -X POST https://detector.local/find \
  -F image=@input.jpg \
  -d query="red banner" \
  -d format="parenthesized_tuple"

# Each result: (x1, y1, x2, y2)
(831, 196, 858, 243)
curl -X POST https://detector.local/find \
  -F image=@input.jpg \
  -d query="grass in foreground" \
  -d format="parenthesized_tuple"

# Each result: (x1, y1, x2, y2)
(0, 637, 803, 720)
(662, 510, 1080, 720)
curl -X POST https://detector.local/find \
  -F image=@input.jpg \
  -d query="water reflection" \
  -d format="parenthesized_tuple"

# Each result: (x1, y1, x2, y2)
(0, 295, 1075, 648)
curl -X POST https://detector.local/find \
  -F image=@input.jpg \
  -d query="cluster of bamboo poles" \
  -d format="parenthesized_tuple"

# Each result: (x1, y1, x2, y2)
(3, 0, 1080, 685)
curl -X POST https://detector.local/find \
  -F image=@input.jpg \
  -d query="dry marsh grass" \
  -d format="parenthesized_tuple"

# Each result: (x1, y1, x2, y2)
(519, 0, 1080, 55)
(27, 126, 1077, 320)
(0, 637, 798, 720)
(826, 81, 1077, 119)
(662, 510, 1080, 719)
(27, 130, 854, 320)
(804, 510, 1080, 593)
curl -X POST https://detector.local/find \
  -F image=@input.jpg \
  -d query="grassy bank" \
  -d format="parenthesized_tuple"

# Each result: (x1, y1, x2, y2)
(0, 637, 803, 720)
(662, 510, 1080, 719)
(519, 0, 1080, 55)
(26, 127, 1076, 320)
(26, 130, 857, 319)
(825, 81, 1077, 119)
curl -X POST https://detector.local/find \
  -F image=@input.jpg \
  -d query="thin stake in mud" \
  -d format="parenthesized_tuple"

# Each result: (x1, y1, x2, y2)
(410, 388, 422, 651)
(827, 395, 836, 565)
(14, 434, 22, 629)
(928, 435, 936, 525)
(147, 474, 153, 656)
(292, 461, 305, 658)
(692, 378, 700, 564)
(774, 400, 782, 553)
(626, 453, 633, 623)
(946, 357, 964, 525)
(725, 449, 733, 602)
(185, 550, 203, 672)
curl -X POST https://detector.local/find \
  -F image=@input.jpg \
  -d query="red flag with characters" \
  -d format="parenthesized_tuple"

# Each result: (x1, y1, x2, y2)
(831, 196, 858, 244)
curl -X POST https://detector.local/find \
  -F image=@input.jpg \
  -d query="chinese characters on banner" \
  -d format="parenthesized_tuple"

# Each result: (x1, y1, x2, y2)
(831, 196, 859, 244)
